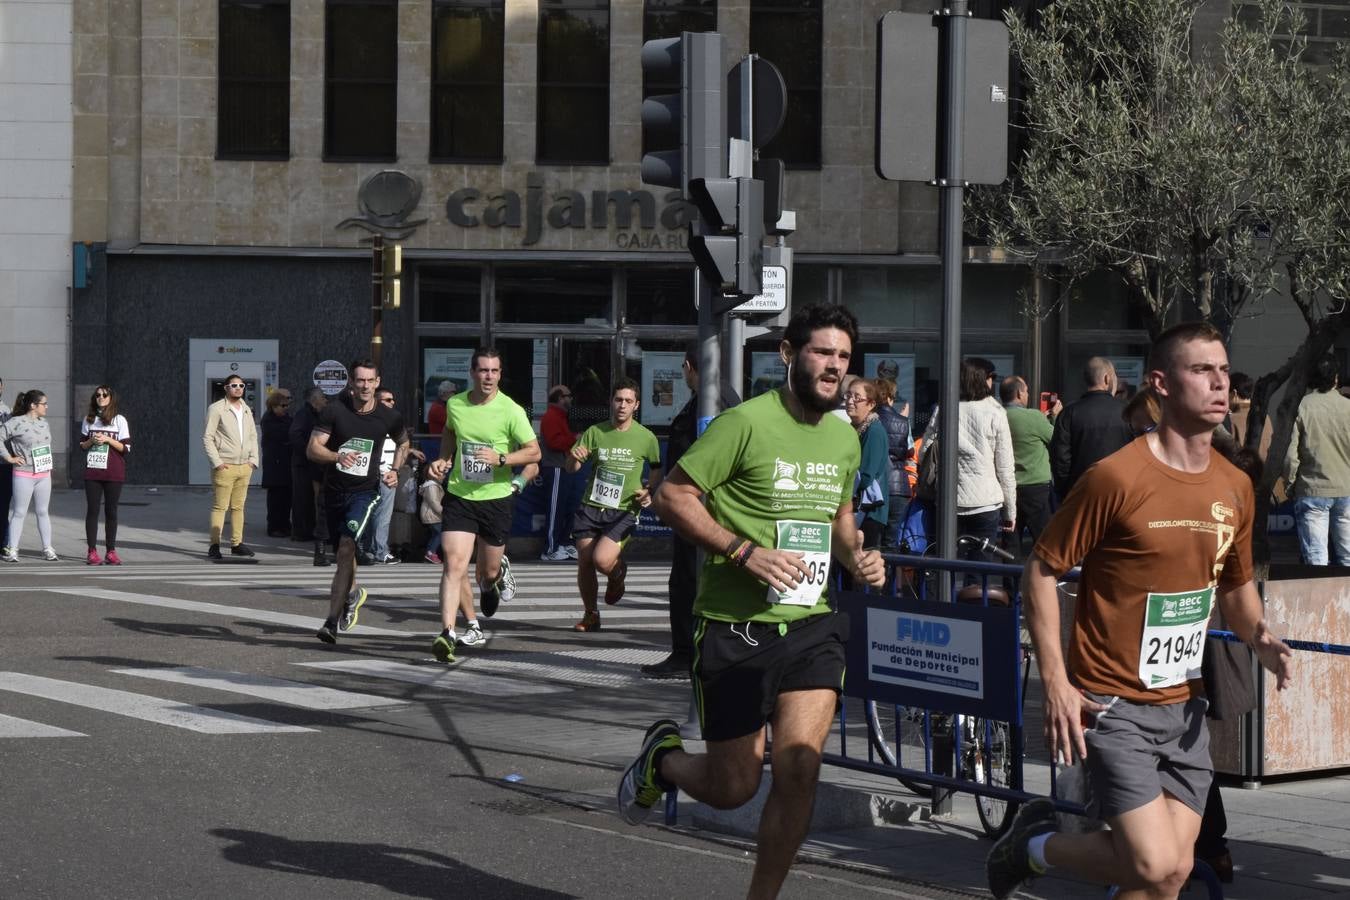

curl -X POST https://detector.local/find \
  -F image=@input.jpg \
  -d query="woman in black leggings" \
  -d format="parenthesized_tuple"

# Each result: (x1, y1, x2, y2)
(79, 385, 131, 564)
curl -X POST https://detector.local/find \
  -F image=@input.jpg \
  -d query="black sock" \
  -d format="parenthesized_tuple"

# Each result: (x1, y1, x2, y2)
(440, 628, 452, 638)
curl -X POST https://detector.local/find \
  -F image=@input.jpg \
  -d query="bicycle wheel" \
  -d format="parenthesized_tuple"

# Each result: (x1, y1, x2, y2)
(865, 700, 935, 797)
(971, 717, 1018, 838)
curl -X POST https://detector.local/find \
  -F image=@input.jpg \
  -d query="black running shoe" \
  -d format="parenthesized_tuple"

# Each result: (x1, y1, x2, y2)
(207, 544, 223, 560)
(480, 580, 501, 619)
(231, 543, 255, 557)
(986, 796, 1057, 899)
(316, 621, 338, 644)
(640, 654, 691, 681)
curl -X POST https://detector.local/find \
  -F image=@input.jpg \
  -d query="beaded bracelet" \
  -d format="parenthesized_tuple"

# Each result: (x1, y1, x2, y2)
(731, 541, 755, 567)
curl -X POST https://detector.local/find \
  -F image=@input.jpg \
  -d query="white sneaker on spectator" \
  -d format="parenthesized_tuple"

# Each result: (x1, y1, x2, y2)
(540, 547, 571, 562)
(563, 545, 579, 560)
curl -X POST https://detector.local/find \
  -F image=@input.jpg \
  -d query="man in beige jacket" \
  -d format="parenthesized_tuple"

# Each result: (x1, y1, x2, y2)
(203, 375, 260, 559)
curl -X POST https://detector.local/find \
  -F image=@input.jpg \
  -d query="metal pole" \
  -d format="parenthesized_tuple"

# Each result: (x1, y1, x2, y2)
(932, 0, 969, 819)
(371, 235, 384, 369)
(724, 315, 744, 404)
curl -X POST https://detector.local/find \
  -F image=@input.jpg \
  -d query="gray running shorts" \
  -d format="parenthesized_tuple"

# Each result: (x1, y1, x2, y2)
(1082, 691, 1212, 819)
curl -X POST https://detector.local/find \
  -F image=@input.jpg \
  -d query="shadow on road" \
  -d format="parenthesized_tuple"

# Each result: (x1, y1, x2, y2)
(210, 827, 578, 898)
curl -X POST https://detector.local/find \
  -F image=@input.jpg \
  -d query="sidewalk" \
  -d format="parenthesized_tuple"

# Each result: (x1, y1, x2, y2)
(16, 486, 1350, 897)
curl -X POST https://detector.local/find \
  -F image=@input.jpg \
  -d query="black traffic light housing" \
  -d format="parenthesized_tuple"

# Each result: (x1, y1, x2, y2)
(639, 32, 725, 193)
(688, 176, 763, 299)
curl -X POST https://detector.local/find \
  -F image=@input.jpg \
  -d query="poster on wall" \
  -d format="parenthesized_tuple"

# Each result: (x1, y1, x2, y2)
(423, 348, 473, 421)
(749, 353, 787, 398)
(1108, 357, 1145, 395)
(641, 351, 690, 427)
(863, 354, 916, 412)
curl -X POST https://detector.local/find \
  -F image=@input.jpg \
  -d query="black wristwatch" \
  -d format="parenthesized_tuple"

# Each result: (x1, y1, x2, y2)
(498, 452, 507, 467)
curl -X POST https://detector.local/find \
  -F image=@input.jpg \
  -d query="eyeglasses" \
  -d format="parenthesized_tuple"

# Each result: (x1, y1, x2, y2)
(35, 400, 49, 406)
(379, 398, 395, 405)
(843, 395, 872, 405)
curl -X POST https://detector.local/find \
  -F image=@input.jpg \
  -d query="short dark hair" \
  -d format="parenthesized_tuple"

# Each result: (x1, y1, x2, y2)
(612, 376, 640, 397)
(998, 375, 1024, 404)
(684, 342, 699, 371)
(960, 360, 992, 401)
(783, 303, 859, 351)
(349, 358, 379, 377)
(1310, 354, 1341, 393)
(1229, 371, 1254, 400)
(471, 346, 501, 370)
(1146, 321, 1225, 373)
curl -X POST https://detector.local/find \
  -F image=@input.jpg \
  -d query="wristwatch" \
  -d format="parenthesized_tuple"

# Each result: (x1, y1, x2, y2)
(498, 452, 507, 467)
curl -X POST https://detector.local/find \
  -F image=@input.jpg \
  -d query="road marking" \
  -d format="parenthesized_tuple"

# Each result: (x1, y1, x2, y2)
(296, 659, 567, 696)
(0, 712, 86, 738)
(0, 673, 314, 734)
(112, 666, 407, 710)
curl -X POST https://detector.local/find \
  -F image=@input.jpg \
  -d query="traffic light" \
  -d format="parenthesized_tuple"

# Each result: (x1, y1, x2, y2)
(381, 242, 401, 309)
(639, 32, 726, 193)
(688, 176, 763, 298)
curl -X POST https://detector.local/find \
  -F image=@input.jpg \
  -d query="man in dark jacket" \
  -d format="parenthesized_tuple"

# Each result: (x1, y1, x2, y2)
(289, 387, 327, 549)
(1049, 357, 1134, 498)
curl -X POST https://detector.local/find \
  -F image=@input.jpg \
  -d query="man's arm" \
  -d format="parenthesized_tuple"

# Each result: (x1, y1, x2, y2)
(384, 438, 411, 487)
(307, 429, 340, 466)
(1217, 581, 1292, 690)
(426, 427, 457, 481)
(1049, 410, 1071, 496)
(829, 501, 885, 587)
(633, 466, 663, 508)
(564, 437, 588, 473)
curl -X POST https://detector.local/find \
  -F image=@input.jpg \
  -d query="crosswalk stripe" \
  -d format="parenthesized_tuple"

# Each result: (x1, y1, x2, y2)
(45, 588, 414, 636)
(0, 712, 86, 738)
(112, 666, 407, 710)
(296, 659, 568, 696)
(0, 673, 314, 734)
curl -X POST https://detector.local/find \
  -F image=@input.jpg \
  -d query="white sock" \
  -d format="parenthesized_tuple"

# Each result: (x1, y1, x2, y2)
(467, 618, 479, 630)
(1027, 832, 1054, 872)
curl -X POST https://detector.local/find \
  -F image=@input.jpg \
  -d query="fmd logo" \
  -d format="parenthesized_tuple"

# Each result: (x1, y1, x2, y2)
(897, 616, 951, 647)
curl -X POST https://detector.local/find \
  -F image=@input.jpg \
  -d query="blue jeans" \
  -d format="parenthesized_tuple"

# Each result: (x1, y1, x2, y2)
(359, 479, 395, 560)
(1294, 495, 1350, 565)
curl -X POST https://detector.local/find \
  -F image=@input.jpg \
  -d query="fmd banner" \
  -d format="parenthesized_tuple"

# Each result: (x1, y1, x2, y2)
(865, 607, 985, 699)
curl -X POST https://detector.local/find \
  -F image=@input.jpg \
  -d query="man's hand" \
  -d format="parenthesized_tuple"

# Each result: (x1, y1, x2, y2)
(473, 445, 498, 465)
(570, 444, 590, 463)
(215, 463, 228, 471)
(1043, 678, 1107, 766)
(427, 458, 450, 480)
(743, 548, 810, 595)
(632, 486, 652, 508)
(382, 469, 398, 488)
(409, 448, 426, 463)
(845, 529, 885, 587)
(336, 451, 359, 469)
(1000, 519, 1016, 533)
(1252, 620, 1293, 690)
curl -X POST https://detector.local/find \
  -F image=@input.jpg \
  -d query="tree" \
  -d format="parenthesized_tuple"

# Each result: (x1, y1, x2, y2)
(975, 0, 1350, 565)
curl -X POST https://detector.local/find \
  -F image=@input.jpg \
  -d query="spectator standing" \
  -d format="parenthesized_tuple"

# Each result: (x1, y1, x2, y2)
(0, 376, 10, 552)
(1000, 375, 1059, 548)
(427, 380, 454, 438)
(359, 387, 401, 565)
(418, 465, 445, 563)
(79, 385, 131, 565)
(843, 378, 891, 549)
(875, 377, 911, 548)
(260, 388, 293, 538)
(1227, 372, 1254, 444)
(1284, 355, 1350, 566)
(289, 387, 327, 548)
(1, 390, 58, 561)
(202, 375, 259, 560)
(539, 384, 582, 561)
(1049, 356, 1134, 498)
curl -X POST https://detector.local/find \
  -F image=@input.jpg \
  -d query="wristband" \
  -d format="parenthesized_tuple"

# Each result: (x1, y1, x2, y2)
(510, 475, 526, 494)
(727, 540, 754, 567)
(724, 536, 744, 558)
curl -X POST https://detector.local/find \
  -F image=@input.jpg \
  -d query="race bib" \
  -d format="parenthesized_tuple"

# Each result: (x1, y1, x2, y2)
(767, 519, 832, 607)
(31, 445, 53, 474)
(336, 437, 374, 476)
(460, 441, 494, 483)
(589, 467, 624, 509)
(86, 441, 109, 470)
(1138, 586, 1213, 690)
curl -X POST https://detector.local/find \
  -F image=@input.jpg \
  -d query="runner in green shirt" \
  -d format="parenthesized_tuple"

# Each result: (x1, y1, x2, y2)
(564, 377, 662, 632)
(616, 304, 885, 899)
(424, 347, 541, 661)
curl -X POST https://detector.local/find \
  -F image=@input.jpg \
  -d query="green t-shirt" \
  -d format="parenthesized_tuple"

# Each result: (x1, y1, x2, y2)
(1004, 405, 1054, 487)
(677, 389, 860, 624)
(443, 391, 536, 500)
(578, 420, 662, 512)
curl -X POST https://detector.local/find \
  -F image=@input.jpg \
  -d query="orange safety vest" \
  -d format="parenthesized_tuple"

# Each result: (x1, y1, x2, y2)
(903, 436, 921, 494)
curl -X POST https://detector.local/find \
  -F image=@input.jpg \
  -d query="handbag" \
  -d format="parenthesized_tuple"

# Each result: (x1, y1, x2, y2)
(916, 435, 939, 501)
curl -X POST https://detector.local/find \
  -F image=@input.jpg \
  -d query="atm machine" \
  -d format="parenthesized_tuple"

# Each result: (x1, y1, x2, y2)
(188, 339, 279, 484)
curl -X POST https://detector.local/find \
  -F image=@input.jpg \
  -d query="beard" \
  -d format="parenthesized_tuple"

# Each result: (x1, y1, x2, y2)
(788, 359, 839, 414)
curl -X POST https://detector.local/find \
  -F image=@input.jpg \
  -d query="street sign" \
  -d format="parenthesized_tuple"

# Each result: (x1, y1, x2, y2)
(732, 265, 787, 313)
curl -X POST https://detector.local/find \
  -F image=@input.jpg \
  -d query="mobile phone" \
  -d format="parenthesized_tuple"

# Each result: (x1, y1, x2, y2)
(1039, 391, 1057, 413)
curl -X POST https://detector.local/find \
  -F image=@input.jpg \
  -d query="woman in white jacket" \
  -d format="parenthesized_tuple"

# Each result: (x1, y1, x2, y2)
(919, 360, 1017, 560)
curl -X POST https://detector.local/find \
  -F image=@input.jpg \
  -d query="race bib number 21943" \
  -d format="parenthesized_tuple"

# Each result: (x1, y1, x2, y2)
(1138, 587, 1213, 690)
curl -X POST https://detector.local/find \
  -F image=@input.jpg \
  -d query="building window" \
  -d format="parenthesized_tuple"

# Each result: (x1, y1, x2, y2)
(325, 0, 398, 161)
(641, 1, 717, 159)
(431, 0, 505, 161)
(218, 0, 290, 159)
(537, 0, 610, 164)
(750, 0, 821, 168)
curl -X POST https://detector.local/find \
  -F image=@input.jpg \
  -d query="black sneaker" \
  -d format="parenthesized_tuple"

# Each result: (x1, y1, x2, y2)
(640, 654, 691, 681)
(316, 621, 338, 644)
(231, 543, 255, 557)
(207, 543, 223, 560)
(480, 580, 501, 619)
(986, 796, 1057, 899)
(313, 545, 329, 567)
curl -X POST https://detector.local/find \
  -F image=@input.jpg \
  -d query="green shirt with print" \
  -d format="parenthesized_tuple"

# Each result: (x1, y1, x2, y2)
(677, 389, 860, 624)
(578, 420, 662, 512)
(443, 391, 536, 500)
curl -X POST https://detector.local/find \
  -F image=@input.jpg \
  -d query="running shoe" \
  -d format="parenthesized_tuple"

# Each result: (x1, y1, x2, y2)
(339, 587, 368, 632)
(563, 544, 579, 560)
(207, 544, 222, 560)
(316, 621, 338, 644)
(640, 654, 691, 681)
(497, 555, 516, 603)
(604, 559, 627, 605)
(103, 550, 122, 566)
(986, 796, 1058, 899)
(432, 632, 456, 663)
(42, 548, 58, 561)
(573, 611, 601, 632)
(424, 550, 441, 565)
(0, 547, 17, 563)
(617, 719, 682, 825)
(86, 548, 102, 566)
(231, 543, 255, 557)
(540, 547, 571, 562)
(459, 622, 487, 647)
(480, 580, 501, 619)
(383, 554, 401, 565)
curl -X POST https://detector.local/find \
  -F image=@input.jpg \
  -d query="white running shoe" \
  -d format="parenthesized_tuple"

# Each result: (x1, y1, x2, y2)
(1, 547, 18, 562)
(540, 547, 571, 562)
(42, 548, 58, 561)
(563, 544, 579, 560)
(497, 554, 516, 602)
(459, 622, 488, 647)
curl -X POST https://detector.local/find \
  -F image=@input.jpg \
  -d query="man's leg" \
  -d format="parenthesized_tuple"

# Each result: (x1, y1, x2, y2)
(575, 536, 598, 614)
(1295, 496, 1331, 565)
(325, 535, 358, 625)
(439, 530, 477, 631)
(209, 466, 231, 546)
(1043, 794, 1201, 899)
(542, 466, 564, 556)
(371, 480, 395, 559)
(660, 729, 768, 812)
(228, 464, 250, 546)
(474, 539, 506, 602)
(1330, 496, 1350, 567)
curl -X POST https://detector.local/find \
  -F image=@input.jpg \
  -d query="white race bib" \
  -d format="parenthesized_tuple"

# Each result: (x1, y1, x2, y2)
(460, 441, 494, 483)
(589, 467, 624, 509)
(86, 442, 109, 470)
(336, 437, 374, 476)
(767, 519, 832, 607)
(31, 445, 53, 474)
(1138, 587, 1213, 690)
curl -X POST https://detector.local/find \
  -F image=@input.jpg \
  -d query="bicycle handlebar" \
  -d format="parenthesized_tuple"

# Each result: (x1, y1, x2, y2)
(958, 534, 1016, 563)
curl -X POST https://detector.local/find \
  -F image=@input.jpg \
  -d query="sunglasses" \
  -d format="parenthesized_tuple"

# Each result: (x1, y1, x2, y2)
(94, 391, 110, 398)
(227, 383, 245, 389)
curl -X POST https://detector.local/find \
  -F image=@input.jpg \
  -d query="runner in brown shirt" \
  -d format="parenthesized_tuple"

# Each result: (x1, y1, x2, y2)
(987, 321, 1292, 900)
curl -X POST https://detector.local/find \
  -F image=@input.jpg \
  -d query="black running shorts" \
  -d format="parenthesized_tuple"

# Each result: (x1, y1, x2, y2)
(440, 492, 513, 547)
(570, 504, 638, 544)
(692, 612, 848, 742)
(324, 489, 378, 552)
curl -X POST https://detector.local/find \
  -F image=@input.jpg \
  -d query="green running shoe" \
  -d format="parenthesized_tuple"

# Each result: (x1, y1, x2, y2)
(339, 587, 368, 632)
(617, 719, 682, 825)
(432, 632, 456, 663)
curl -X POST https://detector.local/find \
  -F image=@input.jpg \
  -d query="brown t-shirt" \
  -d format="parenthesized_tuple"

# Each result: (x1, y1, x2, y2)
(1034, 436, 1254, 705)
